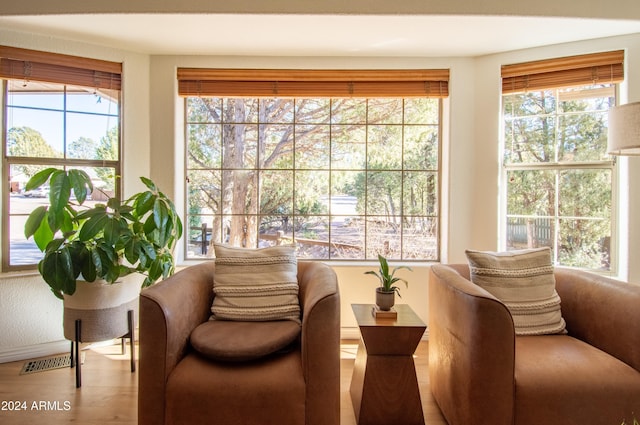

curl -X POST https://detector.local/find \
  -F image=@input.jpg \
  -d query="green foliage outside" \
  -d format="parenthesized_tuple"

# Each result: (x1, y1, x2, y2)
(8, 127, 63, 178)
(9, 125, 119, 191)
(503, 85, 614, 270)
(185, 97, 440, 260)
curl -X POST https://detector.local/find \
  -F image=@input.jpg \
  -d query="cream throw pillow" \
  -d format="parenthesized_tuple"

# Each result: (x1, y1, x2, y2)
(212, 244, 300, 323)
(465, 247, 566, 336)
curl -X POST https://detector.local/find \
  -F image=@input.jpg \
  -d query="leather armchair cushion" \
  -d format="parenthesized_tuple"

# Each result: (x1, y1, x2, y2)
(190, 320, 301, 362)
(514, 335, 640, 425)
(166, 350, 306, 425)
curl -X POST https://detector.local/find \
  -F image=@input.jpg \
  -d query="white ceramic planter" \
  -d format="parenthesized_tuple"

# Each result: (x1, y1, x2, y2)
(62, 273, 143, 342)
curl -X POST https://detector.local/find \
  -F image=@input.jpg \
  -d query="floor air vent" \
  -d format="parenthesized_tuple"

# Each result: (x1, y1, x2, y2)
(20, 353, 84, 375)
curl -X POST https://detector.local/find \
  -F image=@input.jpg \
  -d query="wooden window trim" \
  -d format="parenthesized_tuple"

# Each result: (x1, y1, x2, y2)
(177, 68, 449, 98)
(0, 46, 121, 90)
(501, 50, 624, 94)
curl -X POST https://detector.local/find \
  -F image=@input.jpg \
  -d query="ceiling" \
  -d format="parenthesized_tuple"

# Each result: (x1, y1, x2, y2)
(1, 14, 640, 57)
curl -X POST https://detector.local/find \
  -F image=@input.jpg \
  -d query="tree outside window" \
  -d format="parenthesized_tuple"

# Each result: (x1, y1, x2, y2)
(3, 80, 121, 270)
(185, 97, 441, 261)
(503, 84, 615, 270)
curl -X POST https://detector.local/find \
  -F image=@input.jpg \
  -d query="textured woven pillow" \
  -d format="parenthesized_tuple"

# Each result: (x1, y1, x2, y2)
(465, 247, 566, 336)
(212, 244, 300, 323)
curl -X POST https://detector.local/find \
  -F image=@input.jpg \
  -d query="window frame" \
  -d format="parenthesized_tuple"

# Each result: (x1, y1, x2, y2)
(500, 51, 623, 273)
(500, 84, 618, 272)
(1, 47, 123, 272)
(181, 74, 445, 262)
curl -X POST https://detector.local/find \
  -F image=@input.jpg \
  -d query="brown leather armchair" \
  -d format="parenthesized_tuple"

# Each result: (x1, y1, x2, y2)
(138, 261, 340, 425)
(428, 264, 640, 425)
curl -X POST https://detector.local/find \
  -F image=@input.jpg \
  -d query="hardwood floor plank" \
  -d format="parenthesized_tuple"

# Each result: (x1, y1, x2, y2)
(0, 340, 446, 425)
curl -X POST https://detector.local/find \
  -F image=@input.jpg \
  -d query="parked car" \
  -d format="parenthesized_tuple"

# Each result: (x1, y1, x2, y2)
(23, 186, 50, 198)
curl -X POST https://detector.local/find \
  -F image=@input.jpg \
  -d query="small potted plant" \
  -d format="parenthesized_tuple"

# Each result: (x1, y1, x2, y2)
(364, 254, 412, 311)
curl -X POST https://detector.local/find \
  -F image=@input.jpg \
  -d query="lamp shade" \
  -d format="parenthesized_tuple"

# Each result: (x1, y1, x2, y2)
(608, 101, 640, 155)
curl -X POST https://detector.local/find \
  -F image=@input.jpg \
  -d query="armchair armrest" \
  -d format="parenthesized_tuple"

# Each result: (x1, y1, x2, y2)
(297, 261, 341, 425)
(555, 267, 640, 371)
(429, 264, 515, 425)
(138, 262, 215, 425)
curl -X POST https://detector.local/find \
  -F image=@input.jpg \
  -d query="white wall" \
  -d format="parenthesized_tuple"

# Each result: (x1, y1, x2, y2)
(0, 29, 150, 362)
(149, 54, 479, 259)
(148, 54, 477, 337)
(1, 27, 639, 362)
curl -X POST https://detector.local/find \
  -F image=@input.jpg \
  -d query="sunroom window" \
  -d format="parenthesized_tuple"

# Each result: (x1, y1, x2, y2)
(501, 51, 623, 271)
(180, 69, 448, 261)
(1, 46, 122, 271)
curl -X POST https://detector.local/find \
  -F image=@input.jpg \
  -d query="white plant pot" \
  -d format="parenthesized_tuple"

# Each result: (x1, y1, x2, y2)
(62, 273, 143, 342)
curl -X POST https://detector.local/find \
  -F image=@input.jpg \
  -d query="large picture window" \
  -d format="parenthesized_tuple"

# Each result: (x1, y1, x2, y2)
(501, 51, 623, 271)
(180, 69, 447, 261)
(1, 46, 122, 271)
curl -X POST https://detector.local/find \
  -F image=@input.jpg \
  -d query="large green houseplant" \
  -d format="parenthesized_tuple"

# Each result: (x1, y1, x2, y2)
(24, 168, 183, 300)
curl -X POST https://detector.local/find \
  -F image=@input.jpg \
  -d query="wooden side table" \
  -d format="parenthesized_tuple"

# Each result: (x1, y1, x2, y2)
(349, 303, 426, 425)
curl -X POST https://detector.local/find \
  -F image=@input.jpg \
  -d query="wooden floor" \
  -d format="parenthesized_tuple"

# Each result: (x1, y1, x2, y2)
(0, 340, 447, 425)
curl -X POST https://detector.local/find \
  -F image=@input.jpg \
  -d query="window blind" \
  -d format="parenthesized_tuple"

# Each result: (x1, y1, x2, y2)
(177, 68, 449, 98)
(0, 46, 122, 90)
(501, 50, 624, 94)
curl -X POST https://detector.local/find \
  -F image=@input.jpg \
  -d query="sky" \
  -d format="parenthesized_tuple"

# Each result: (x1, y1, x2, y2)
(7, 85, 119, 156)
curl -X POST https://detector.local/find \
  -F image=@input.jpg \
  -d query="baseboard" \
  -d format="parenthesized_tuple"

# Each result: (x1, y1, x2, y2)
(341, 327, 361, 340)
(0, 340, 70, 364)
(0, 338, 126, 364)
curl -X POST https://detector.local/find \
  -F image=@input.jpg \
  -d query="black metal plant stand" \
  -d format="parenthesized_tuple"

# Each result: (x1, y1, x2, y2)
(69, 309, 136, 388)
